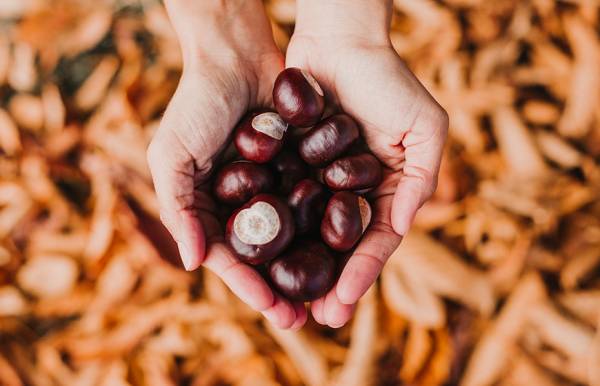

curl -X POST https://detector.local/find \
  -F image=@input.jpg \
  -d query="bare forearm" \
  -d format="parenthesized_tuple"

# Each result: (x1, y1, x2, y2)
(294, 0, 392, 44)
(164, 0, 276, 64)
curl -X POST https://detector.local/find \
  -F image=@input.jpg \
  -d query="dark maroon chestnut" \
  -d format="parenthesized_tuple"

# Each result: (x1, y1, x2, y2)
(234, 111, 288, 163)
(323, 153, 383, 191)
(213, 161, 274, 205)
(268, 242, 336, 301)
(298, 114, 360, 166)
(271, 150, 308, 194)
(287, 179, 328, 235)
(321, 192, 371, 252)
(226, 194, 295, 265)
(273, 68, 324, 128)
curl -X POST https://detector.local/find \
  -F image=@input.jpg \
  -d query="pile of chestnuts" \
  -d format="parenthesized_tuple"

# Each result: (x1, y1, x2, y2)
(212, 68, 382, 302)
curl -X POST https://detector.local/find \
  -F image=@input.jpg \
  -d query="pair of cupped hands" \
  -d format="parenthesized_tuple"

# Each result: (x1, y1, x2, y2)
(147, 0, 448, 329)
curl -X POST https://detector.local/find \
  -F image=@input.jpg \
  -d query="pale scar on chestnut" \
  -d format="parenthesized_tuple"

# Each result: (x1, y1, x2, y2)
(233, 201, 281, 245)
(252, 112, 288, 140)
(300, 69, 324, 97)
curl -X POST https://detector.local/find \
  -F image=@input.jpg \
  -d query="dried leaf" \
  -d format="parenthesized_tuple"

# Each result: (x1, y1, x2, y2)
(387, 232, 495, 322)
(461, 273, 546, 386)
(558, 290, 600, 326)
(8, 94, 44, 132)
(0, 108, 22, 155)
(330, 288, 378, 386)
(558, 15, 600, 138)
(17, 254, 79, 299)
(527, 301, 594, 360)
(266, 324, 328, 386)
(492, 106, 548, 178)
(7, 43, 36, 91)
(0, 353, 23, 386)
(75, 56, 119, 111)
(0, 286, 28, 316)
(560, 246, 600, 290)
(399, 324, 432, 382)
(41, 83, 66, 133)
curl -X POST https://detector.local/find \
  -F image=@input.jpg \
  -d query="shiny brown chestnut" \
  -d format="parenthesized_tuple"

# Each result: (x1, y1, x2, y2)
(321, 192, 372, 252)
(273, 68, 325, 128)
(298, 114, 360, 166)
(323, 153, 383, 192)
(271, 150, 308, 194)
(287, 179, 328, 235)
(268, 242, 336, 301)
(226, 194, 295, 265)
(234, 111, 288, 163)
(213, 161, 274, 206)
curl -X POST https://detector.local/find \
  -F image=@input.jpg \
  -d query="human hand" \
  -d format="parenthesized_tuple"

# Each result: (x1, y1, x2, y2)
(286, 0, 449, 327)
(147, 0, 306, 329)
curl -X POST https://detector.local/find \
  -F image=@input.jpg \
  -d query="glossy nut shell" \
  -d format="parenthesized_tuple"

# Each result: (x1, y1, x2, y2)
(298, 114, 359, 166)
(213, 161, 274, 206)
(268, 242, 336, 301)
(273, 68, 325, 128)
(226, 194, 295, 265)
(323, 153, 382, 191)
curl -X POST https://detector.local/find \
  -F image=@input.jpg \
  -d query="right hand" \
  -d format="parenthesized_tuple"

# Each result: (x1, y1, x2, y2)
(146, 0, 307, 329)
(285, 0, 448, 328)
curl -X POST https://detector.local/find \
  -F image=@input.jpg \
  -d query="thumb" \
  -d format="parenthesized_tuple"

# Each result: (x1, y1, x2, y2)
(391, 105, 448, 236)
(147, 124, 206, 271)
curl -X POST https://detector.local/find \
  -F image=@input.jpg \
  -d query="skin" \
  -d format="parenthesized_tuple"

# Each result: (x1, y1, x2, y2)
(147, 0, 448, 329)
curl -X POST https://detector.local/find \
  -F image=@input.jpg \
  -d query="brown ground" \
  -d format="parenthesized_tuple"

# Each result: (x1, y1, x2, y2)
(1, 0, 600, 385)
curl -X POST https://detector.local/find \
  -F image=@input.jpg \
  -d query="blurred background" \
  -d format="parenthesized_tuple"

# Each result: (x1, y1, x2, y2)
(1, 0, 600, 385)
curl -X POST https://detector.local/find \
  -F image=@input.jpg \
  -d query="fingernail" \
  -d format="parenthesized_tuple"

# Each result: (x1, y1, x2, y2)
(177, 242, 195, 271)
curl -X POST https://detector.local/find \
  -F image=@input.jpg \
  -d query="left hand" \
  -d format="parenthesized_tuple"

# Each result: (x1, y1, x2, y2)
(148, 0, 306, 329)
(286, 0, 448, 328)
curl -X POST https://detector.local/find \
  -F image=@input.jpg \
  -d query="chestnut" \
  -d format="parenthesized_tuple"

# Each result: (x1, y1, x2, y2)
(213, 161, 274, 206)
(271, 150, 308, 194)
(287, 179, 328, 235)
(234, 111, 288, 163)
(321, 192, 371, 252)
(273, 68, 324, 128)
(323, 153, 383, 192)
(298, 114, 360, 166)
(226, 194, 295, 265)
(268, 242, 336, 301)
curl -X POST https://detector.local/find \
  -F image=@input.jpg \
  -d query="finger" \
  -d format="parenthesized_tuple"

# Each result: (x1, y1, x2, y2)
(147, 129, 205, 271)
(310, 298, 326, 325)
(323, 289, 356, 328)
(391, 107, 448, 236)
(261, 294, 298, 329)
(290, 302, 308, 330)
(336, 195, 402, 305)
(200, 211, 302, 328)
(202, 243, 275, 312)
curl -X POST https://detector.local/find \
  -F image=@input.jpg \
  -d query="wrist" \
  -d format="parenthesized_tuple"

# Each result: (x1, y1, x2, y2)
(294, 0, 392, 46)
(164, 0, 278, 66)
